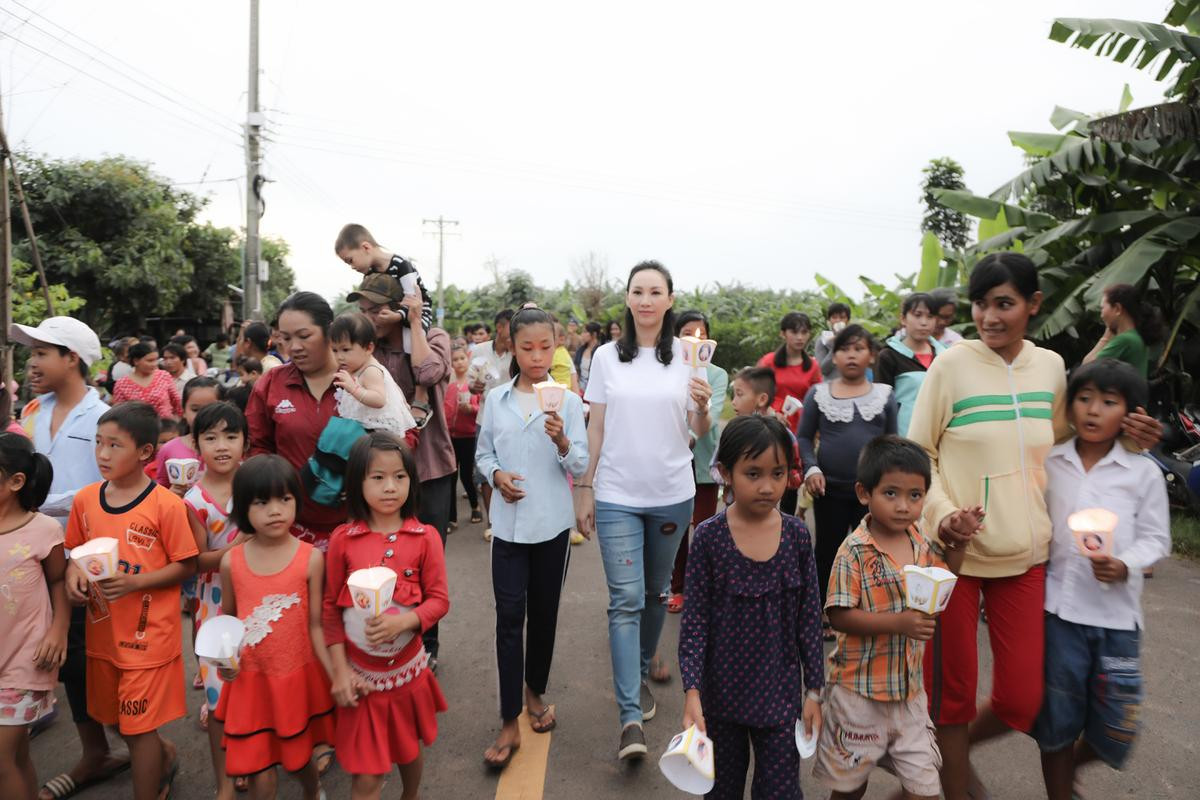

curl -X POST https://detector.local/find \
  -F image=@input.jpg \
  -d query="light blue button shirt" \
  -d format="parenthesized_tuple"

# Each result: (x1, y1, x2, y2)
(475, 379, 588, 544)
(27, 388, 108, 524)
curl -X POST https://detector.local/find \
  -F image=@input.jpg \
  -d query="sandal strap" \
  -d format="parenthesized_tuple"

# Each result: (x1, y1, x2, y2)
(43, 774, 77, 798)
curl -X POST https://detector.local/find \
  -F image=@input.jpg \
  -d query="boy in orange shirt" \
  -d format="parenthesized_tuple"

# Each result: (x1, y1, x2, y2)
(64, 402, 198, 800)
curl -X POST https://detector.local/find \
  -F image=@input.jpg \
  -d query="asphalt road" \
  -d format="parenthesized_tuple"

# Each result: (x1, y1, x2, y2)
(29, 499, 1200, 799)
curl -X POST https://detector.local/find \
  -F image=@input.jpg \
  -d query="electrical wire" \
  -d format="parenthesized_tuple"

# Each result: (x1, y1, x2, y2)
(267, 133, 917, 233)
(2, 32, 243, 148)
(0, 7, 245, 140)
(264, 120, 919, 229)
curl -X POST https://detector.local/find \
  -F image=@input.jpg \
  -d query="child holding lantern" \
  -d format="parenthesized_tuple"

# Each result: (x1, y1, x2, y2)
(1034, 359, 1169, 799)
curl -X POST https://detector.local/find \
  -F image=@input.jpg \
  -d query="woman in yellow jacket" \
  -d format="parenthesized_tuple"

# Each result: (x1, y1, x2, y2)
(907, 253, 1161, 800)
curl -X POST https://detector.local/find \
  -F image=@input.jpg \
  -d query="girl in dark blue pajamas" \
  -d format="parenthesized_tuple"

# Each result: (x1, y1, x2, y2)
(679, 415, 825, 799)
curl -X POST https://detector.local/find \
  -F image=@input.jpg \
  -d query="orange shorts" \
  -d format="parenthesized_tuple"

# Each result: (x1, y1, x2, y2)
(86, 655, 187, 735)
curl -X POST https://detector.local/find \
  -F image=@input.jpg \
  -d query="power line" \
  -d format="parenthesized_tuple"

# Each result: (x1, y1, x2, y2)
(0, 7, 245, 140)
(269, 135, 917, 233)
(264, 123, 919, 228)
(1, 32, 243, 148)
(6, 0, 241, 131)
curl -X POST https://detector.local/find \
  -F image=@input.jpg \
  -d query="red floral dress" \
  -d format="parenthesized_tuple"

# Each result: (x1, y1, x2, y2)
(214, 541, 335, 775)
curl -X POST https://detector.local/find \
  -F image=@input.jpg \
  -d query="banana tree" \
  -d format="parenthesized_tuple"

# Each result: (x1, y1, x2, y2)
(929, 1, 1200, 385)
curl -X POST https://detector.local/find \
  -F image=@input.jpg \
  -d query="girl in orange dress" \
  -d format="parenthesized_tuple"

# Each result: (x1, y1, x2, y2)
(323, 431, 448, 800)
(214, 455, 335, 799)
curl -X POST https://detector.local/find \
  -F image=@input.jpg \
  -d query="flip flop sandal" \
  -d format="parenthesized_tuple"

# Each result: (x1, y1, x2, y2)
(40, 758, 132, 800)
(484, 742, 520, 770)
(314, 747, 336, 777)
(470, 509, 484, 524)
(666, 594, 684, 614)
(410, 403, 433, 431)
(234, 776, 249, 793)
(529, 704, 557, 734)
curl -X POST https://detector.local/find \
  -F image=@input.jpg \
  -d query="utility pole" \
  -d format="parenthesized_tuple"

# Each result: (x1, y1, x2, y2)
(422, 216, 459, 326)
(0, 72, 11, 380)
(243, 0, 263, 320)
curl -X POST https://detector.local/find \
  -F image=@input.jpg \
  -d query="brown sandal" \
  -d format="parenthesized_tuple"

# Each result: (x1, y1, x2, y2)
(484, 741, 520, 770)
(529, 704, 557, 733)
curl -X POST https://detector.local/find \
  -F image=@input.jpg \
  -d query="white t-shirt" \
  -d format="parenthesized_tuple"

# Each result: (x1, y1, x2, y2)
(472, 339, 514, 415)
(584, 339, 694, 507)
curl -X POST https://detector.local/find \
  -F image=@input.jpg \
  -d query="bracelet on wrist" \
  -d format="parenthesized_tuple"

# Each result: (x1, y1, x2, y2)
(805, 689, 824, 704)
(576, 484, 593, 489)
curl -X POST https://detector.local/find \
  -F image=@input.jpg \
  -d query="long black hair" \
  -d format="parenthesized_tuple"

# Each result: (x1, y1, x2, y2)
(773, 311, 813, 371)
(1104, 284, 1165, 346)
(507, 306, 557, 378)
(0, 432, 53, 511)
(616, 261, 675, 365)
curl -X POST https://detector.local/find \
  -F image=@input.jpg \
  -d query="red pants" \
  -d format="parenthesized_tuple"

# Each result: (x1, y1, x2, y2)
(670, 483, 719, 594)
(924, 564, 1046, 732)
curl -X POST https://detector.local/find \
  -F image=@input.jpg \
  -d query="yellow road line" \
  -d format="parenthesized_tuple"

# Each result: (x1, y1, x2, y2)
(494, 708, 552, 800)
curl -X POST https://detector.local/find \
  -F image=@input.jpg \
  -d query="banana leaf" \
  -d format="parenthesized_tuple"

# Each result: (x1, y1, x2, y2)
(1081, 217, 1200, 304)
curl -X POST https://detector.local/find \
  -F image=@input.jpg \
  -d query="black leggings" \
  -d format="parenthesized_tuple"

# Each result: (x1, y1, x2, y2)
(452, 436, 480, 511)
(813, 490, 867, 600)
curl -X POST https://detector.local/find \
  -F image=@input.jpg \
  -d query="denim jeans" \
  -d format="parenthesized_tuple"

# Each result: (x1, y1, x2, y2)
(595, 498, 694, 725)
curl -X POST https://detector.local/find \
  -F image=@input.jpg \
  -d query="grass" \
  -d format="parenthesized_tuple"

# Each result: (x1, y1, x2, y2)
(1171, 512, 1200, 560)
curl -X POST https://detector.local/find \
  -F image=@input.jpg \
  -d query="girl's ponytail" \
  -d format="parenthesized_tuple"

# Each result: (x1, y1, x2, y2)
(0, 432, 55, 511)
(22, 452, 53, 511)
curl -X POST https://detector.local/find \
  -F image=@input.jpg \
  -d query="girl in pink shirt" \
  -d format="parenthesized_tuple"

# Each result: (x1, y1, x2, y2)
(0, 434, 66, 800)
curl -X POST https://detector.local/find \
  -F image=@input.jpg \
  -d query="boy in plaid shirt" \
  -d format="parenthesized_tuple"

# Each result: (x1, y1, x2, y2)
(813, 435, 980, 800)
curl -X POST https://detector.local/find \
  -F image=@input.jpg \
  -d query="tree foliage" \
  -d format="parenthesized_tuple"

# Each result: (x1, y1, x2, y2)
(9, 153, 288, 335)
(437, 263, 871, 374)
(921, 158, 971, 251)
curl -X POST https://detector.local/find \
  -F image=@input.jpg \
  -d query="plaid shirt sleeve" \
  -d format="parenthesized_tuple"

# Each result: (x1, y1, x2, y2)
(824, 543, 861, 611)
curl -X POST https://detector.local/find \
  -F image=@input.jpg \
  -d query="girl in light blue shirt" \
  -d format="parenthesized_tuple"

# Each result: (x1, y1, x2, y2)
(474, 306, 588, 770)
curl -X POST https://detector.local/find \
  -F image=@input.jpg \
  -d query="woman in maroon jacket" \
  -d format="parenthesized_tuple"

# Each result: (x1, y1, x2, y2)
(245, 292, 345, 550)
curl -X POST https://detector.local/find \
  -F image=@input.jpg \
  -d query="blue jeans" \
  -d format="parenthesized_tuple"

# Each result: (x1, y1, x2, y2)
(595, 498, 694, 726)
(1032, 613, 1142, 769)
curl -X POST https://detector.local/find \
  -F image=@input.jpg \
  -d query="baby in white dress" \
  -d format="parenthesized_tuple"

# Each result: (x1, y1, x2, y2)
(329, 313, 417, 436)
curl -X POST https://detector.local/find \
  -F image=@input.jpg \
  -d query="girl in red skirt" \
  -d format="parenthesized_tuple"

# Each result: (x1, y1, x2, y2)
(214, 454, 336, 799)
(323, 431, 449, 800)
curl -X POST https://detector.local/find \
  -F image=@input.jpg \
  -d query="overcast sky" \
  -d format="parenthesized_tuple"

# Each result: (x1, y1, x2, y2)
(0, 0, 1173, 309)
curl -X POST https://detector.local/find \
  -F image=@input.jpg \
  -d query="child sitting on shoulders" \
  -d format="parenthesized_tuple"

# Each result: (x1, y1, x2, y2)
(335, 223, 433, 345)
(813, 435, 981, 800)
(1033, 359, 1170, 800)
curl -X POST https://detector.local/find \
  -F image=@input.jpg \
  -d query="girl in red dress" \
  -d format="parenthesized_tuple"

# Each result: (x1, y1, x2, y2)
(214, 454, 335, 800)
(323, 431, 449, 800)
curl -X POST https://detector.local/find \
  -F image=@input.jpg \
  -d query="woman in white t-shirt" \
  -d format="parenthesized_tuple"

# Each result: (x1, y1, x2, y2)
(577, 261, 714, 760)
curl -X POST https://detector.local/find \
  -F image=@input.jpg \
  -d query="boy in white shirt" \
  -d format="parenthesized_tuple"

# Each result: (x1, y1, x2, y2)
(1035, 358, 1170, 800)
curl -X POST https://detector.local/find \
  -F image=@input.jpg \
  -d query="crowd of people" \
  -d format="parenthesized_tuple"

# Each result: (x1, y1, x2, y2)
(0, 228, 1175, 800)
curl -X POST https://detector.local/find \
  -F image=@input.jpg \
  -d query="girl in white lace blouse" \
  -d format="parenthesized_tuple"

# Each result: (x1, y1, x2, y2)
(796, 325, 897, 615)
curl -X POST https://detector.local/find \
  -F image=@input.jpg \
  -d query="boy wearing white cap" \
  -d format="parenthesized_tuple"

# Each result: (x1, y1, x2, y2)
(10, 317, 131, 799)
